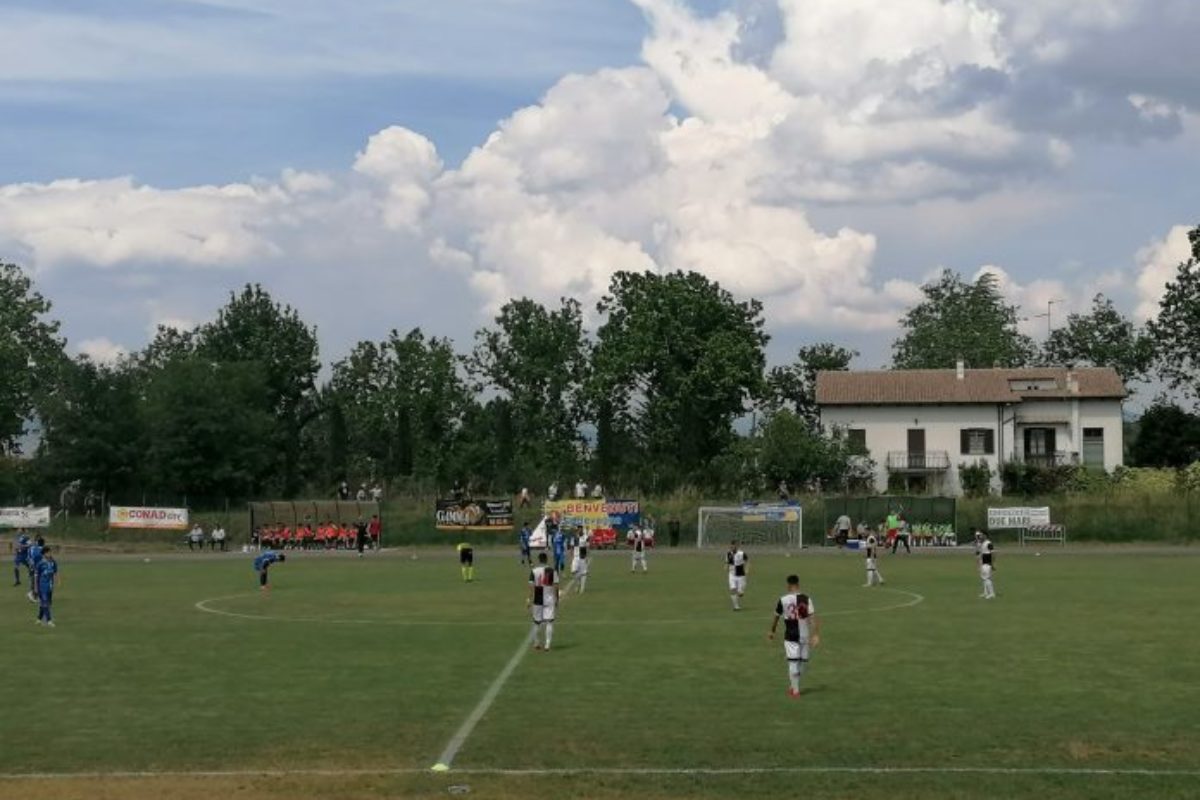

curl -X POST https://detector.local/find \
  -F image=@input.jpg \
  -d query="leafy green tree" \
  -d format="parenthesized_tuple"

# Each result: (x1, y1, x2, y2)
(766, 343, 857, 427)
(1147, 225, 1200, 403)
(892, 270, 1035, 369)
(331, 329, 471, 488)
(469, 298, 588, 486)
(1130, 402, 1200, 468)
(1042, 294, 1154, 383)
(592, 271, 768, 488)
(195, 285, 320, 493)
(0, 263, 65, 454)
(34, 357, 143, 499)
(758, 409, 859, 491)
(141, 358, 275, 500)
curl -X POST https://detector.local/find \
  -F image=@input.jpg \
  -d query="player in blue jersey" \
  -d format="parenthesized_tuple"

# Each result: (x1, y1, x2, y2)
(26, 536, 46, 603)
(551, 525, 567, 573)
(253, 550, 286, 591)
(518, 522, 532, 566)
(13, 531, 31, 586)
(35, 546, 59, 627)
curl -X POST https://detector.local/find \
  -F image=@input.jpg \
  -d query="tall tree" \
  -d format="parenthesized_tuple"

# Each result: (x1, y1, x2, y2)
(469, 298, 588, 486)
(766, 343, 858, 427)
(0, 263, 65, 454)
(1130, 401, 1200, 468)
(1147, 225, 1200, 403)
(592, 271, 768, 488)
(892, 270, 1035, 369)
(1042, 294, 1154, 383)
(757, 409, 859, 491)
(195, 285, 320, 494)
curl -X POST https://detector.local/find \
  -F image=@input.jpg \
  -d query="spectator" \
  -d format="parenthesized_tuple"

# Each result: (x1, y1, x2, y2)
(574, 479, 587, 499)
(367, 514, 382, 549)
(834, 513, 852, 546)
(591, 483, 604, 498)
(451, 480, 464, 501)
(370, 484, 383, 502)
(337, 480, 350, 500)
(83, 489, 99, 519)
(519, 487, 532, 508)
(188, 524, 204, 552)
(547, 482, 559, 501)
(211, 524, 227, 551)
(668, 515, 680, 548)
(356, 484, 367, 501)
(777, 480, 790, 502)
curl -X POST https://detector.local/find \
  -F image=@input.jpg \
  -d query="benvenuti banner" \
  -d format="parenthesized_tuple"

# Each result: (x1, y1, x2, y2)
(109, 506, 190, 530)
(0, 507, 51, 528)
(542, 499, 641, 529)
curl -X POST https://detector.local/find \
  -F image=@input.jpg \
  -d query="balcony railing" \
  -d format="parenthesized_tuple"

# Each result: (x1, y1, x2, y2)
(886, 450, 950, 471)
(1021, 451, 1078, 468)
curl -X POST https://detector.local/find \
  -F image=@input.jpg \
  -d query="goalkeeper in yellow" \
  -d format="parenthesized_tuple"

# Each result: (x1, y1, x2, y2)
(457, 542, 475, 582)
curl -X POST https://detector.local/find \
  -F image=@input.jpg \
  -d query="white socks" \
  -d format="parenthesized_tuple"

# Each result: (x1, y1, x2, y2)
(544, 622, 554, 649)
(577, 576, 587, 593)
(983, 578, 995, 598)
(788, 661, 804, 692)
(730, 594, 740, 610)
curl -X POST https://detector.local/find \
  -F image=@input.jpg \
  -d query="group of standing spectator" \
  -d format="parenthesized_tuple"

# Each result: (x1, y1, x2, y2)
(337, 481, 383, 502)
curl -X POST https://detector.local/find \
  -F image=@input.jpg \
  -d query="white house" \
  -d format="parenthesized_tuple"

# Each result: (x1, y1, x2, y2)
(815, 364, 1126, 496)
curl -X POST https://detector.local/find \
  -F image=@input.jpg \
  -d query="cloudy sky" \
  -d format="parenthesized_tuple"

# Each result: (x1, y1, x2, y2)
(2, 0, 1198, 369)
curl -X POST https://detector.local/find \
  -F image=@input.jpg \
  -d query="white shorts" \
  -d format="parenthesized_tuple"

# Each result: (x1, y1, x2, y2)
(980, 564, 993, 580)
(866, 557, 877, 571)
(532, 602, 557, 623)
(784, 639, 810, 662)
(570, 556, 580, 574)
(728, 574, 746, 593)
(575, 558, 589, 576)
(632, 551, 646, 563)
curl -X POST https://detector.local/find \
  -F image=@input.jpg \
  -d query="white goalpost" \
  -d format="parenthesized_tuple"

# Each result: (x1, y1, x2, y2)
(696, 505, 803, 549)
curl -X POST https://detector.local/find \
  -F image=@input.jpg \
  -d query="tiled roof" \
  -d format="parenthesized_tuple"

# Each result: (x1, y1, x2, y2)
(815, 367, 1126, 406)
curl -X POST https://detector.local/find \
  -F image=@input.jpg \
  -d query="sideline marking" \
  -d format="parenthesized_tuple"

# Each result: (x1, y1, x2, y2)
(6, 765, 1199, 780)
(193, 588, 924, 627)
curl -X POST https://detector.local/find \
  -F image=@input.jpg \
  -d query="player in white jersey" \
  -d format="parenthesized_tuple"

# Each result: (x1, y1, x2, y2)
(630, 528, 648, 573)
(768, 575, 820, 698)
(726, 540, 749, 610)
(863, 533, 884, 587)
(573, 531, 590, 594)
(527, 552, 560, 650)
(978, 534, 996, 599)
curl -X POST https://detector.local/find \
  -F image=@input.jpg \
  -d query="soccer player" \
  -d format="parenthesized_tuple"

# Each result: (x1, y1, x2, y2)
(768, 575, 820, 698)
(573, 531, 590, 594)
(27, 536, 46, 603)
(726, 540, 749, 610)
(34, 546, 59, 627)
(457, 542, 475, 582)
(13, 531, 31, 587)
(978, 533, 996, 599)
(527, 552, 560, 651)
(630, 527, 648, 573)
(551, 524, 567, 573)
(863, 532, 884, 587)
(518, 522, 532, 566)
(253, 550, 286, 591)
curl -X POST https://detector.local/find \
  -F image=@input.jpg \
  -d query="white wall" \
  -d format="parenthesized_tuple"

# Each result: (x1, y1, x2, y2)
(822, 397, 1125, 496)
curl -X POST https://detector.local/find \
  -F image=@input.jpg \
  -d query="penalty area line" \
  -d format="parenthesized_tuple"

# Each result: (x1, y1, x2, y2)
(6, 765, 1200, 780)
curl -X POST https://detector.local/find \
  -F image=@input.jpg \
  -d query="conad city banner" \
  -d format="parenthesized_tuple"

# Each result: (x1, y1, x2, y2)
(109, 506, 190, 531)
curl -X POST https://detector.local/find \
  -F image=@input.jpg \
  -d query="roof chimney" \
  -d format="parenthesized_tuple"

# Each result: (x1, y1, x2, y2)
(1066, 369, 1079, 394)
(956, 359, 965, 381)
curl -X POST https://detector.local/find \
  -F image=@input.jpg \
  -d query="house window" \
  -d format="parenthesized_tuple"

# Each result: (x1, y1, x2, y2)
(960, 428, 995, 455)
(1083, 427, 1104, 468)
(847, 428, 867, 455)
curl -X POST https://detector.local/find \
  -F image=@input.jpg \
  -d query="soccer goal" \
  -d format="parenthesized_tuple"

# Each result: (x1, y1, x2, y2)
(697, 505, 803, 549)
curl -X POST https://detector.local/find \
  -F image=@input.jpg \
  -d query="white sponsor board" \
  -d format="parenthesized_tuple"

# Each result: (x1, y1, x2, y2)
(987, 506, 1051, 530)
(109, 506, 189, 530)
(0, 507, 51, 528)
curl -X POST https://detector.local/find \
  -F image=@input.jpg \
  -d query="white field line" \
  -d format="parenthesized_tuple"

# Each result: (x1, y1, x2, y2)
(193, 588, 924, 627)
(5, 765, 1200, 780)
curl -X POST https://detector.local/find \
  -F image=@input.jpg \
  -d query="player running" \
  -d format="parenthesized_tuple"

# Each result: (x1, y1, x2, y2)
(978, 533, 996, 599)
(518, 522, 532, 566)
(35, 546, 59, 627)
(573, 531, 590, 594)
(863, 532, 884, 587)
(527, 552, 560, 651)
(457, 542, 475, 582)
(768, 575, 821, 698)
(726, 540, 749, 610)
(253, 550, 286, 591)
(13, 531, 31, 587)
(630, 527, 648, 573)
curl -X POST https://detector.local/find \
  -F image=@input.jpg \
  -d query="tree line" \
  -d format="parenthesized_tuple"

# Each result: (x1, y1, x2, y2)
(2, 224, 1198, 504)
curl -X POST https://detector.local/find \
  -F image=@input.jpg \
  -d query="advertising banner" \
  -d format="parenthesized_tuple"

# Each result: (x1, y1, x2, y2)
(435, 499, 514, 531)
(109, 506, 190, 530)
(543, 499, 641, 529)
(0, 507, 51, 528)
(987, 506, 1051, 530)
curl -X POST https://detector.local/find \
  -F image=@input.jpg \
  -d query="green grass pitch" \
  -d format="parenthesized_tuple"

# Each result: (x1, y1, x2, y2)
(5, 546, 1199, 799)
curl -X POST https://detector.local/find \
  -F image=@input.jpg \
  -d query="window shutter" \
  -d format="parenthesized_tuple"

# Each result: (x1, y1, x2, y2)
(984, 430, 995, 455)
(960, 429, 970, 455)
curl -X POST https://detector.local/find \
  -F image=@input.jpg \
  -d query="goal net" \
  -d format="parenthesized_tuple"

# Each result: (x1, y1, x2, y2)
(697, 504, 803, 549)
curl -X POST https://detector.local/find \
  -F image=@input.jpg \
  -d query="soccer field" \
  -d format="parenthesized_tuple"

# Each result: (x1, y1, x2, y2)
(6, 546, 1200, 800)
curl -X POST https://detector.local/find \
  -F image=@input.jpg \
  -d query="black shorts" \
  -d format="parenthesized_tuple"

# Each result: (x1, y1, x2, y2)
(460, 551, 474, 565)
